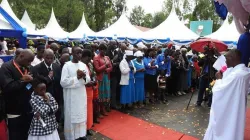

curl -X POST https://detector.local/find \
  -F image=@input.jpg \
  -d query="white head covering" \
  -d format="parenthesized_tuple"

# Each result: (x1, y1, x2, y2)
(123, 50, 133, 59)
(125, 50, 133, 56)
(134, 51, 143, 57)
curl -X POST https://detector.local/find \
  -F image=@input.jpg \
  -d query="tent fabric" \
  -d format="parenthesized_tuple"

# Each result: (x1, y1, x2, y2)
(0, 0, 42, 37)
(38, 8, 69, 39)
(206, 17, 240, 44)
(142, 3, 199, 41)
(96, 14, 144, 39)
(69, 12, 96, 39)
(0, 6, 27, 48)
(21, 10, 36, 30)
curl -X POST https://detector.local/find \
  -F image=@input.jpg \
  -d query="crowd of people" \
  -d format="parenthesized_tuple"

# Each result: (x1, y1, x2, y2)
(0, 39, 224, 140)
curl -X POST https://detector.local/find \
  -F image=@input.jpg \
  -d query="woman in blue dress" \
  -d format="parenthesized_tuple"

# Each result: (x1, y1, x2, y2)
(119, 50, 135, 108)
(131, 51, 145, 107)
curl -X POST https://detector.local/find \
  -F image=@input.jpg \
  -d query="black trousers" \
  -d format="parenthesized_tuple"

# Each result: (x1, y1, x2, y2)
(8, 113, 33, 140)
(197, 76, 210, 105)
(110, 76, 118, 107)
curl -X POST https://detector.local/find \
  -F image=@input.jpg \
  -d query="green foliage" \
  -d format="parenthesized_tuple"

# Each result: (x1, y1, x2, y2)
(6, 0, 126, 32)
(129, 6, 145, 26)
(142, 13, 153, 28)
(191, 0, 222, 32)
(151, 12, 165, 28)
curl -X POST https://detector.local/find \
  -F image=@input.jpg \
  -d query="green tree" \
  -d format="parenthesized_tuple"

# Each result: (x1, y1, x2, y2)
(191, 0, 222, 32)
(93, 0, 113, 31)
(152, 12, 165, 28)
(129, 6, 145, 26)
(142, 13, 153, 28)
(113, 0, 127, 20)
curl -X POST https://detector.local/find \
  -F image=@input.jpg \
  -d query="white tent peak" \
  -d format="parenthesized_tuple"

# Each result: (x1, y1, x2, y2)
(96, 13, 143, 38)
(0, 0, 42, 36)
(170, 0, 176, 14)
(206, 18, 240, 42)
(142, 2, 198, 40)
(69, 12, 96, 39)
(38, 8, 69, 39)
(21, 10, 36, 30)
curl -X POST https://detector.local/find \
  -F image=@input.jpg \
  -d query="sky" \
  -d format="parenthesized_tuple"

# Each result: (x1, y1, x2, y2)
(126, 0, 165, 14)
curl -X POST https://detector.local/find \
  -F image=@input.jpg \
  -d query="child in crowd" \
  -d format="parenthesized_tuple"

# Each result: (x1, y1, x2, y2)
(157, 70, 167, 104)
(28, 79, 60, 140)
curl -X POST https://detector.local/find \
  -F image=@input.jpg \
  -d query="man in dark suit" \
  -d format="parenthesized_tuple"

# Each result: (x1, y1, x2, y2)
(31, 49, 62, 122)
(0, 49, 34, 140)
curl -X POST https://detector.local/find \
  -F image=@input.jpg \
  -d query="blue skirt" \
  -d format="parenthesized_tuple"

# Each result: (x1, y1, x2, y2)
(120, 78, 135, 104)
(135, 78, 145, 102)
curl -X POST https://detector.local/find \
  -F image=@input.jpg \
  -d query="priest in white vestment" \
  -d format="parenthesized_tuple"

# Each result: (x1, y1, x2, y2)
(204, 49, 250, 140)
(61, 46, 90, 140)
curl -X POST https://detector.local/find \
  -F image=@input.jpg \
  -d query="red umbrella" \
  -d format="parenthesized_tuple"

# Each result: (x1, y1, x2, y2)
(190, 38, 228, 53)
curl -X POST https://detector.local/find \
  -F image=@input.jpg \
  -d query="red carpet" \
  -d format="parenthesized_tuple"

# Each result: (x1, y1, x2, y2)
(93, 109, 250, 140)
(93, 110, 198, 140)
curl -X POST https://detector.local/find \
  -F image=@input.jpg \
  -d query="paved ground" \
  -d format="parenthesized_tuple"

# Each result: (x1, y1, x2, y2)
(60, 93, 250, 140)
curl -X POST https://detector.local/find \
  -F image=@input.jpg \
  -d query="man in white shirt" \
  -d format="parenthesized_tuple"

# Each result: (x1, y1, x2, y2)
(204, 49, 250, 140)
(31, 45, 45, 66)
(61, 46, 90, 140)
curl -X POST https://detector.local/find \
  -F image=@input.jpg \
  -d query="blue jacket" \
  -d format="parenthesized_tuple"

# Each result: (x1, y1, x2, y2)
(143, 57, 158, 75)
(156, 53, 171, 75)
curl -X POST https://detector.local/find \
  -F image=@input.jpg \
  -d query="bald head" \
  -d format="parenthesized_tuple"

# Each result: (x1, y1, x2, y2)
(50, 43, 59, 53)
(225, 49, 242, 68)
(44, 49, 54, 66)
(16, 49, 35, 67)
(15, 48, 23, 58)
(60, 53, 70, 65)
(120, 43, 127, 52)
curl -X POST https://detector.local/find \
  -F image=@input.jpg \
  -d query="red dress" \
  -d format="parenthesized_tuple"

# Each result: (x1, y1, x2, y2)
(86, 68, 93, 130)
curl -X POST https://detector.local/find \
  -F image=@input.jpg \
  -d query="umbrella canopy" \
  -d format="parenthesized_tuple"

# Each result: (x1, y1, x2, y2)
(190, 38, 228, 53)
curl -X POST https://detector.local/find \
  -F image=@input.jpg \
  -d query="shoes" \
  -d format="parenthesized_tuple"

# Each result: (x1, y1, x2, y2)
(182, 92, 186, 95)
(178, 92, 182, 96)
(87, 130, 94, 136)
(94, 119, 100, 124)
(76, 136, 88, 140)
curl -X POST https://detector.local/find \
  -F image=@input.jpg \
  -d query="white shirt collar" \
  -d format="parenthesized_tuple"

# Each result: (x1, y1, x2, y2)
(44, 61, 52, 69)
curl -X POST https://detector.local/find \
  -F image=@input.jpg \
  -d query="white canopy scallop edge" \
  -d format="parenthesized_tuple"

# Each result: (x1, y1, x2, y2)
(69, 12, 96, 39)
(0, 0, 42, 36)
(142, 3, 199, 41)
(38, 8, 69, 39)
(21, 10, 36, 30)
(96, 14, 144, 39)
(206, 17, 240, 42)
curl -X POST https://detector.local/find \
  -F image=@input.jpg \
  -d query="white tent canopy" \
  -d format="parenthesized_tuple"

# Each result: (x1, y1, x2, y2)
(0, 0, 42, 36)
(21, 10, 36, 30)
(69, 12, 96, 39)
(142, 4, 199, 41)
(206, 17, 240, 42)
(0, 14, 13, 30)
(38, 8, 69, 39)
(96, 14, 144, 39)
